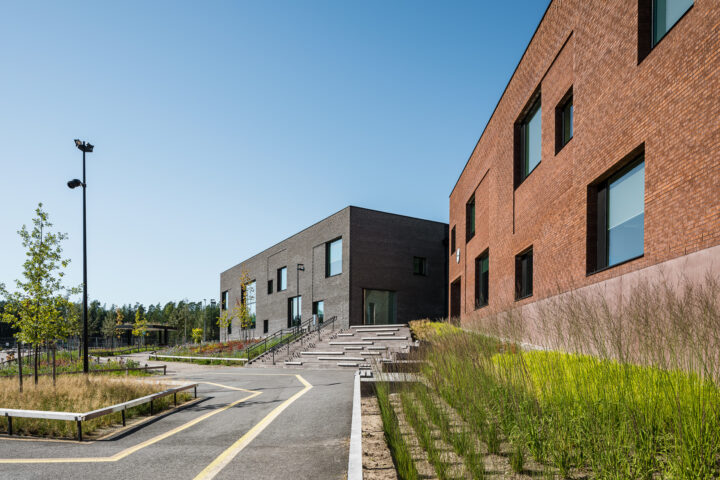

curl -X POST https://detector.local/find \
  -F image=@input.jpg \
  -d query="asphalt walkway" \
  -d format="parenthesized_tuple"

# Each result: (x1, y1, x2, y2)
(0, 365, 354, 480)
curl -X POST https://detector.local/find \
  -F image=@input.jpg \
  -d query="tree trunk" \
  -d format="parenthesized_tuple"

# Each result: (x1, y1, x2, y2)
(17, 341, 23, 393)
(34, 344, 39, 385)
(52, 345, 56, 387)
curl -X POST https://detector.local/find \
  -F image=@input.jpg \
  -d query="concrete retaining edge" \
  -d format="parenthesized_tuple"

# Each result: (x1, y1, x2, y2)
(348, 371, 363, 480)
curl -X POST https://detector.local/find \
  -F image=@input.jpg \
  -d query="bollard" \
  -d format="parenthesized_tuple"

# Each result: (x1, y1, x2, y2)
(194, 386, 197, 398)
(77, 421, 83, 442)
(7, 416, 12, 436)
(121, 410, 126, 427)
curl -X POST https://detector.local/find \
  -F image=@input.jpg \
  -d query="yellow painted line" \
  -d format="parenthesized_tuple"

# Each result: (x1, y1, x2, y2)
(201, 381, 256, 393)
(193, 374, 313, 480)
(0, 384, 261, 464)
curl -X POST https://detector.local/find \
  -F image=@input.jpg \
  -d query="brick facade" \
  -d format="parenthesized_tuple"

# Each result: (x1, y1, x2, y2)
(449, 0, 720, 321)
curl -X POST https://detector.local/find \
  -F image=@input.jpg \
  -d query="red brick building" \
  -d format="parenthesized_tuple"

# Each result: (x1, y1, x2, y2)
(449, 0, 719, 322)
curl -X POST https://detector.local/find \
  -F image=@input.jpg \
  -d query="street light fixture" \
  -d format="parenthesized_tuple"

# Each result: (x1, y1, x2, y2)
(68, 139, 94, 374)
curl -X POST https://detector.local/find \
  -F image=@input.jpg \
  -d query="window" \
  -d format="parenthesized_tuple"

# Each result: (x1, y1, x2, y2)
(653, 0, 693, 46)
(363, 290, 397, 325)
(263, 319, 269, 334)
(312, 300, 325, 323)
(515, 248, 533, 300)
(589, 156, 645, 272)
(244, 281, 256, 329)
(221, 290, 229, 311)
(288, 296, 302, 327)
(638, 0, 693, 62)
(475, 251, 489, 308)
(556, 89, 573, 153)
(267, 279, 273, 295)
(516, 95, 542, 185)
(450, 226, 456, 254)
(413, 257, 427, 276)
(326, 238, 342, 277)
(277, 267, 287, 291)
(466, 195, 475, 241)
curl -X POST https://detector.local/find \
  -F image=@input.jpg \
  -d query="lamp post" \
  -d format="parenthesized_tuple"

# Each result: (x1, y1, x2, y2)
(203, 298, 207, 342)
(296, 264, 305, 328)
(67, 139, 93, 374)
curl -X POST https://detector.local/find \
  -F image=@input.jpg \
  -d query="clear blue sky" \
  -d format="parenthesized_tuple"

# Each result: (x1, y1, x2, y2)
(0, 0, 550, 307)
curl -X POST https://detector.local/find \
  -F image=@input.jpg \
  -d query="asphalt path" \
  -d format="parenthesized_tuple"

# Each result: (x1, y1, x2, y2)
(0, 366, 354, 480)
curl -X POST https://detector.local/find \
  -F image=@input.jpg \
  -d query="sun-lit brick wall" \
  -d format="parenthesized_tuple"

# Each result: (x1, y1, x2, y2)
(449, 0, 720, 320)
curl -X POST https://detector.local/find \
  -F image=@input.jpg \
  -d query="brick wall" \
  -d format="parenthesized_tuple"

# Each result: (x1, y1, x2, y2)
(449, 0, 720, 321)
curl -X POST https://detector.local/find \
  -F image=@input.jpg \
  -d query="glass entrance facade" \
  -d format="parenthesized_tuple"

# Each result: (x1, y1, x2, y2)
(363, 289, 397, 325)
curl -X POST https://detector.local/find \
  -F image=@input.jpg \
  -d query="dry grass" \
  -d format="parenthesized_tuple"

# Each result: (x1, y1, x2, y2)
(0, 375, 189, 438)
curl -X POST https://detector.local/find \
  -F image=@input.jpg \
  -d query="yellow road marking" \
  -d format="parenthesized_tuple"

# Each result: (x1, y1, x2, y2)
(0, 383, 261, 464)
(193, 374, 312, 480)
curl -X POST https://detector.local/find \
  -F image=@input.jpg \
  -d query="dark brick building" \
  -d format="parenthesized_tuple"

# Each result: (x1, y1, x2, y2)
(449, 0, 719, 321)
(220, 206, 448, 340)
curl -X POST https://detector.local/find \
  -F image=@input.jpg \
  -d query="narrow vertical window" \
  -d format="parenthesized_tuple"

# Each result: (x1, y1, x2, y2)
(450, 226, 456, 254)
(288, 296, 302, 327)
(515, 248, 533, 300)
(466, 195, 475, 242)
(277, 267, 287, 291)
(221, 290, 229, 311)
(519, 96, 542, 182)
(312, 300, 325, 323)
(245, 281, 256, 329)
(556, 88, 573, 153)
(267, 279, 273, 295)
(475, 250, 489, 308)
(413, 256, 427, 276)
(263, 319, 269, 334)
(326, 238, 342, 277)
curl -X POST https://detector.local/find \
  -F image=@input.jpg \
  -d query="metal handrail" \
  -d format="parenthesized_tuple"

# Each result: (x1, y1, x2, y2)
(261, 316, 337, 365)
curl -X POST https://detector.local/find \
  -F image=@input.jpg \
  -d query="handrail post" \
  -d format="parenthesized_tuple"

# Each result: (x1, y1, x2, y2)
(77, 420, 83, 442)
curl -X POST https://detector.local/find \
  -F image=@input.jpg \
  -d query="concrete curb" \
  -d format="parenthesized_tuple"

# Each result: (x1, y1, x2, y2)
(348, 371, 363, 480)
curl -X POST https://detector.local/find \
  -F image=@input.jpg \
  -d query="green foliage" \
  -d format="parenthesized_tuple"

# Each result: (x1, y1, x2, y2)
(191, 328, 203, 344)
(0, 204, 79, 348)
(375, 382, 419, 480)
(131, 306, 148, 341)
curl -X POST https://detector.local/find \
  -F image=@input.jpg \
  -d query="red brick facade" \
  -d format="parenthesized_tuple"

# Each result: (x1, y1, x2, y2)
(449, 0, 720, 321)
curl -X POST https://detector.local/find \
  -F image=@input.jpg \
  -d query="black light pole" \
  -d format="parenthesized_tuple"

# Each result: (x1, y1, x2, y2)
(296, 264, 304, 328)
(68, 139, 94, 374)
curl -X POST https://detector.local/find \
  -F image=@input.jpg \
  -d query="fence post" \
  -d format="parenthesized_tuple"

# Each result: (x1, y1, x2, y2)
(122, 409, 126, 427)
(194, 386, 197, 398)
(77, 420, 83, 442)
(7, 416, 12, 435)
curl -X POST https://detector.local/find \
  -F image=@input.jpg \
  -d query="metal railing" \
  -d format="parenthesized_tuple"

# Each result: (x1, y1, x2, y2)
(1, 382, 197, 441)
(258, 316, 337, 365)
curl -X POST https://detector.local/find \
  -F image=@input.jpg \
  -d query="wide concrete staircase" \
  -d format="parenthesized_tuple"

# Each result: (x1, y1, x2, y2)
(251, 324, 413, 369)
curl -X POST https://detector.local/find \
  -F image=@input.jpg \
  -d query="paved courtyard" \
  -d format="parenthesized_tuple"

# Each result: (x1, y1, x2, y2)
(0, 365, 355, 480)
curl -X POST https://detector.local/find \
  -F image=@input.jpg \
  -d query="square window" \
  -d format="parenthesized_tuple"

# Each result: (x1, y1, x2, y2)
(326, 238, 342, 277)
(277, 267, 287, 291)
(413, 257, 427, 276)
(515, 95, 542, 186)
(588, 154, 645, 272)
(466, 195, 475, 242)
(267, 279, 273, 295)
(515, 248, 533, 300)
(555, 88, 573, 153)
(475, 250, 489, 308)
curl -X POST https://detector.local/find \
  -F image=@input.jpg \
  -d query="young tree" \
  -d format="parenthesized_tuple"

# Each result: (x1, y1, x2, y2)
(216, 269, 254, 342)
(101, 307, 123, 349)
(191, 327, 203, 344)
(131, 307, 148, 347)
(0, 204, 79, 386)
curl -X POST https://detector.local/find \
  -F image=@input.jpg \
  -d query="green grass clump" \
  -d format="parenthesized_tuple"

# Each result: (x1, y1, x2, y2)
(375, 382, 419, 480)
(424, 331, 720, 479)
(400, 389, 451, 480)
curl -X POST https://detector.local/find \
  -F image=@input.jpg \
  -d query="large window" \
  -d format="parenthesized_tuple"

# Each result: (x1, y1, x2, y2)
(466, 195, 475, 242)
(653, 0, 693, 46)
(515, 248, 533, 300)
(288, 296, 302, 327)
(413, 257, 427, 276)
(518, 96, 542, 184)
(591, 157, 645, 271)
(363, 289, 397, 325)
(312, 300, 325, 324)
(326, 238, 342, 277)
(556, 88, 573, 153)
(475, 251, 489, 308)
(277, 267, 287, 291)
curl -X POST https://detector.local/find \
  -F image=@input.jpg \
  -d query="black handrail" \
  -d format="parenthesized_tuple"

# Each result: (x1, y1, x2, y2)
(245, 316, 337, 365)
